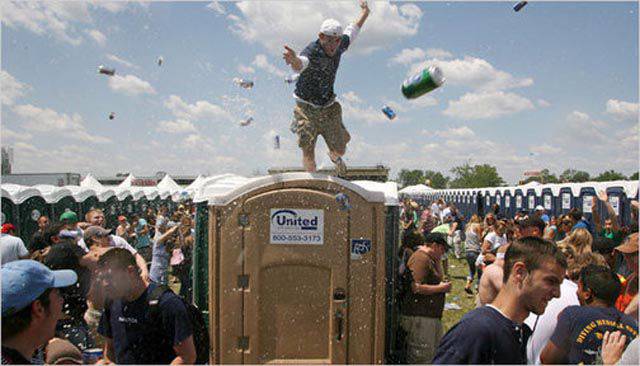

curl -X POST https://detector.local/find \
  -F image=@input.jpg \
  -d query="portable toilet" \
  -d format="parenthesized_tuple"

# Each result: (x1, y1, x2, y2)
(503, 189, 514, 219)
(513, 188, 524, 214)
(1, 187, 16, 226)
(526, 189, 538, 213)
(541, 187, 554, 219)
(193, 173, 398, 364)
(558, 186, 575, 216)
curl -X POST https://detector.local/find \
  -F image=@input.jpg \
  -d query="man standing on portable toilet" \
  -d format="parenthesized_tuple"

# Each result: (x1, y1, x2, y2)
(283, 0, 370, 176)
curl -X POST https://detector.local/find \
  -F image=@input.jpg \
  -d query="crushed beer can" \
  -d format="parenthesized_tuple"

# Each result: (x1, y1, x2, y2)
(274, 135, 280, 149)
(239, 117, 253, 126)
(513, 1, 527, 12)
(157, 56, 164, 66)
(108, 112, 115, 120)
(97, 65, 115, 76)
(82, 348, 103, 364)
(381, 105, 396, 120)
(233, 77, 254, 89)
(335, 193, 351, 211)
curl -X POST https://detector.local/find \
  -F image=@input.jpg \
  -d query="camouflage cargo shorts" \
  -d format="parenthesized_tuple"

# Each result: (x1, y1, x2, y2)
(291, 101, 351, 152)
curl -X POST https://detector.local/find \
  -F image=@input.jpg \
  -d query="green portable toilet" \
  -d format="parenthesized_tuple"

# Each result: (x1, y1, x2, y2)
(19, 196, 51, 244)
(1, 188, 16, 227)
(52, 195, 79, 221)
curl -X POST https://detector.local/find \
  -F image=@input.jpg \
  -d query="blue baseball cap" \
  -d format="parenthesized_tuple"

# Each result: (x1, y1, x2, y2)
(2, 260, 77, 316)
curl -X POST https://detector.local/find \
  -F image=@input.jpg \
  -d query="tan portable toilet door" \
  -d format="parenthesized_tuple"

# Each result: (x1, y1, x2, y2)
(242, 188, 349, 364)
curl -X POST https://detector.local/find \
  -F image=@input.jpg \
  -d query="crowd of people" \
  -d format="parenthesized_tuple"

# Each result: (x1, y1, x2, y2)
(1, 203, 201, 364)
(397, 191, 639, 364)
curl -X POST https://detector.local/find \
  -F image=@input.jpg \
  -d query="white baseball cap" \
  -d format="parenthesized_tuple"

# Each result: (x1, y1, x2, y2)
(535, 205, 545, 211)
(320, 18, 342, 37)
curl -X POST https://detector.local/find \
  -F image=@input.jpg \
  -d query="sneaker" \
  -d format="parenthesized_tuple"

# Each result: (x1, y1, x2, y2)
(330, 154, 347, 177)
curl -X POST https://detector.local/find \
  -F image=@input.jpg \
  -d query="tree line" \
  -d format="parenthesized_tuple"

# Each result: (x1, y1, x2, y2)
(397, 165, 639, 189)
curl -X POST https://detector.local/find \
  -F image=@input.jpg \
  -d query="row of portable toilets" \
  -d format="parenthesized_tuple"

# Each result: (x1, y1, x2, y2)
(402, 180, 639, 228)
(1, 184, 188, 244)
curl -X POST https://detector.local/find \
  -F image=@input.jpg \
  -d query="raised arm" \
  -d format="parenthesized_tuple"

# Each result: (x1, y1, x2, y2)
(282, 45, 303, 72)
(598, 190, 620, 231)
(354, 0, 370, 29)
(592, 196, 603, 232)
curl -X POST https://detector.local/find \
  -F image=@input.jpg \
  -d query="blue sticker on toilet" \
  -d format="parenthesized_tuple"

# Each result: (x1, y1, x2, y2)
(350, 239, 372, 259)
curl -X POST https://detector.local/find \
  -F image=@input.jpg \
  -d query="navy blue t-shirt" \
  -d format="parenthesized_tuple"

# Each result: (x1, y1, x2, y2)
(433, 306, 532, 364)
(98, 284, 193, 364)
(549, 305, 638, 364)
(294, 35, 350, 106)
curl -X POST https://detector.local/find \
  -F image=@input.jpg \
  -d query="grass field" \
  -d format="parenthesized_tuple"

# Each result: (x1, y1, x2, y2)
(442, 255, 479, 332)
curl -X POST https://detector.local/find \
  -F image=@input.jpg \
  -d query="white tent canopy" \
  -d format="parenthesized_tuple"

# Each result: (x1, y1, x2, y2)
(80, 173, 104, 190)
(157, 174, 181, 193)
(118, 174, 136, 188)
(398, 184, 435, 196)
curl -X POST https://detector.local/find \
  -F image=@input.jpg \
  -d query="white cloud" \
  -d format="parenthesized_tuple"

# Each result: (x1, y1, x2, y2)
(106, 54, 138, 69)
(1, 127, 32, 142)
(229, 1, 422, 55)
(237, 64, 255, 74)
(182, 134, 215, 152)
(435, 126, 476, 139)
(408, 56, 533, 91)
(342, 91, 364, 104)
(0, 70, 31, 106)
(252, 54, 286, 78)
(85, 29, 106, 46)
(11, 104, 111, 143)
(156, 119, 197, 134)
(606, 99, 639, 121)
(530, 144, 563, 155)
(443, 91, 534, 120)
(1, 1, 140, 46)
(107, 74, 156, 96)
(390, 47, 453, 65)
(537, 99, 551, 108)
(426, 48, 453, 59)
(390, 47, 426, 65)
(206, 1, 226, 15)
(164, 95, 233, 122)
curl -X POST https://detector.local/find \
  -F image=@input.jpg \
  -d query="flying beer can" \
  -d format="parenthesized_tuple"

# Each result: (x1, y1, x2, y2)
(401, 66, 445, 100)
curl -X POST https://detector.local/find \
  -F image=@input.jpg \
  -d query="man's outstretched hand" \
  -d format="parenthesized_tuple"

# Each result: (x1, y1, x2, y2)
(283, 45, 302, 72)
(359, 0, 370, 13)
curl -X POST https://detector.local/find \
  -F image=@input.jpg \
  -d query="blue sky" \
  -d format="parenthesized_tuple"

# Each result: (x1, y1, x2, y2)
(1, 1, 638, 185)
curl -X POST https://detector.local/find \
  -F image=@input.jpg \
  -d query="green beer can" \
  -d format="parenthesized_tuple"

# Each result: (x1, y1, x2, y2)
(401, 66, 445, 99)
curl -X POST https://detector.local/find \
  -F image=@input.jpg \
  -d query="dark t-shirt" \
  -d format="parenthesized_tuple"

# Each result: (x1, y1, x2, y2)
(295, 35, 350, 106)
(1, 347, 32, 365)
(433, 306, 532, 364)
(29, 230, 48, 252)
(549, 305, 638, 364)
(98, 284, 193, 364)
(44, 241, 91, 321)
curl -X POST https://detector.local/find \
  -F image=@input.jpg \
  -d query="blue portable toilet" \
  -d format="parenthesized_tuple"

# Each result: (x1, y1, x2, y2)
(526, 189, 538, 213)
(503, 189, 514, 219)
(577, 186, 598, 227)
(541, 187, 555, 219)
(513, 188, 524, 215)
(558, 186, 575, 216)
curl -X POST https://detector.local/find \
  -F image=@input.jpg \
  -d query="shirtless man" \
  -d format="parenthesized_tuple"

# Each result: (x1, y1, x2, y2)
(477, 244, 509, 306)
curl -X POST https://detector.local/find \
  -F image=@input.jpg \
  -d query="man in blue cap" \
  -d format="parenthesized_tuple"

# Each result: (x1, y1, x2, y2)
(1, 260, 77, 364)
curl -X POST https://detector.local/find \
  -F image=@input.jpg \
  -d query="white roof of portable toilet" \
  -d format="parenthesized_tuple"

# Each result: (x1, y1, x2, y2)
(193, 173, 398, 206)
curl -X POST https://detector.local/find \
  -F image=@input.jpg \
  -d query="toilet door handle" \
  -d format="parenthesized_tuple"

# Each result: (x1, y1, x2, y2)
(335, 310, 344, 341)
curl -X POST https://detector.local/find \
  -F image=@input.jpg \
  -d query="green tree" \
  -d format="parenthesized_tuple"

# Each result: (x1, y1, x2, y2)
(397, 169, 425, 188)
(594, 170, 627, 182)
(521, 169, 559, 184)
(424, 170, 449, 189)
(559, 169, 591, 183)
(630, 172, 639, 180)
(449, 163, 506, 188)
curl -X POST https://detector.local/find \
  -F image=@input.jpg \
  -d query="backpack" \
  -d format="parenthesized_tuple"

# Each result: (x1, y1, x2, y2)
(148, 285, 210, 364)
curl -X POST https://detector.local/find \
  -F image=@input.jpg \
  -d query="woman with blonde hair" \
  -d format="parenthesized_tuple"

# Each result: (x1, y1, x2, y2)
(558, 228, 593, 256)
